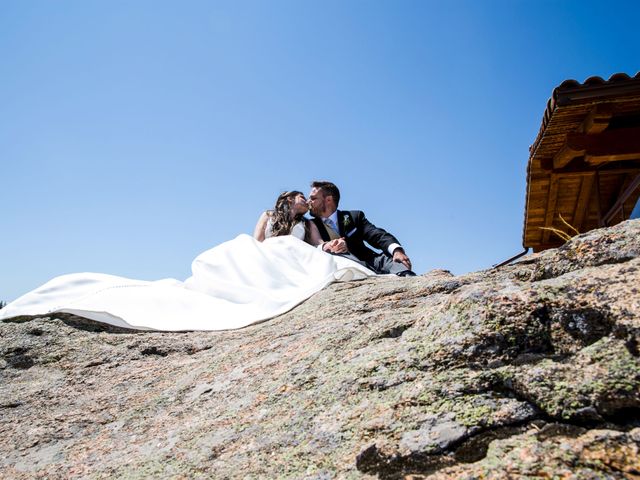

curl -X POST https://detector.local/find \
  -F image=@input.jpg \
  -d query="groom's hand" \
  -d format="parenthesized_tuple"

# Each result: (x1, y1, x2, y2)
(323, 238, 348, 254)
(393, 248, 412, 270)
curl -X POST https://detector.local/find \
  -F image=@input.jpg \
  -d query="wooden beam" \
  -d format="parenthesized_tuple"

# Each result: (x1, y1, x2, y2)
(595, 170, 604, 227)
(602, 173, 640, 226)
(541, 174, 560, 244)
(551, 167, 640, 177)
(579, 105, 613, 134)
(553, 127, 640, 169)
(586, 152, 640, 165)
(573, 173, 595, 232)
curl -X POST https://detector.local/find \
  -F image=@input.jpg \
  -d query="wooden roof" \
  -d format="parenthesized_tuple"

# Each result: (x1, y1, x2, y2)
(523, 72, 640, 252)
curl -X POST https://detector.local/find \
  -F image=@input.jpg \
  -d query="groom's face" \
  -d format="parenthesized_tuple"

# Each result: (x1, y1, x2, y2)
(308, 187, 334, 218)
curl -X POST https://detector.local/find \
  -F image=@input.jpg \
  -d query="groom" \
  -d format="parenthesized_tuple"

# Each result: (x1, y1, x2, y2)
(308, 181, 416, 276)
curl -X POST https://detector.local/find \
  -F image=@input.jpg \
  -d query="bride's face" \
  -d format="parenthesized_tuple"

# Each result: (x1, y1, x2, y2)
(290, 194, 309, 215)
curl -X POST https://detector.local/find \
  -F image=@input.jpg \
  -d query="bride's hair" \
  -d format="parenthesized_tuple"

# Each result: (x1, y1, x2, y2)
(269, 191, 305, 237)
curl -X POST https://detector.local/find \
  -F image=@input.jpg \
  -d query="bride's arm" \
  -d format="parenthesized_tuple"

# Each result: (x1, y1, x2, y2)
(253, 212, 269, 241)
(307, 221, 324, 247)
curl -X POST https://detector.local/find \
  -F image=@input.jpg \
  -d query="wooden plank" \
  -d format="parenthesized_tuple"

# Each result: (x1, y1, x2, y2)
(552, 167, 640, 177)
(541, 174, 560, 244)
(528, 208, 548, 215)
(581, 194, 600, 233)
(529, 185, 552, 194)
(573, 173, 595, 232)
(527, 168, 640, 238)
(594, 171, 603, 227)
(586, 152, 640, 164)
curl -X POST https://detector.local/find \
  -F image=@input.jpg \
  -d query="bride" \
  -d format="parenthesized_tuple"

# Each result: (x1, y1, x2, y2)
(253, 190, 323, 245)
(0, 190, 375, 332)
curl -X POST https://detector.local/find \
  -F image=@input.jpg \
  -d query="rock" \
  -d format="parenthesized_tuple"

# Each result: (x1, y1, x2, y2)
(1, 220, 640, 478)
(426, 427, 640, 480)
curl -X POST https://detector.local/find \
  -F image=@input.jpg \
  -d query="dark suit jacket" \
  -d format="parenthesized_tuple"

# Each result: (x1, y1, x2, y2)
(312, 210, 400, 263)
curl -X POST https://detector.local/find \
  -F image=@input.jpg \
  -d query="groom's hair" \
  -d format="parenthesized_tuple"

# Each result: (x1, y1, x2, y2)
(311, 181, 340, 206)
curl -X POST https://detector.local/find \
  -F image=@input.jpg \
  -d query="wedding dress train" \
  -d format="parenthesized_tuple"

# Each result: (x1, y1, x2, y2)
(0, 234, 375, 331)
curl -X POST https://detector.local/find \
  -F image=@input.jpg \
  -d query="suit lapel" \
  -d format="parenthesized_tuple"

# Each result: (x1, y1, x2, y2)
(336, 210, 345, 236)
(313, 217, 331, 242)
(339, 210, 356, 237)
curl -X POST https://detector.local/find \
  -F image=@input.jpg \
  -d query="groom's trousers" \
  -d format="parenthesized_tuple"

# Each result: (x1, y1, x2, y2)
(332, 252, 409, 275)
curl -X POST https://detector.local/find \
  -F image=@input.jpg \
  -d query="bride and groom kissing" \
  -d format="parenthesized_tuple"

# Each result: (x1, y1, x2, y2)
(1, 180, 414, 331)
(254, 181, 416, 277)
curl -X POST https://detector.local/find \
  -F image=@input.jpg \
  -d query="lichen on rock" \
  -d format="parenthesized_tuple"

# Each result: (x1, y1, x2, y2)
(2, 220, 640, 478)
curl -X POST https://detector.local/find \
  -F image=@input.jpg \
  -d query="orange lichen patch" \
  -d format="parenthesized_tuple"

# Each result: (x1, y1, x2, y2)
(579, 431, 640, 478)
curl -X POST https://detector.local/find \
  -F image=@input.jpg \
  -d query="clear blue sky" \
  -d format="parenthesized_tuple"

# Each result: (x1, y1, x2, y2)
(2, 1, 639, 302)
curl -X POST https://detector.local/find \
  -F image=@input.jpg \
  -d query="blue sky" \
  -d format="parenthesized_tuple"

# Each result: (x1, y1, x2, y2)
(2, 0, 639, 302)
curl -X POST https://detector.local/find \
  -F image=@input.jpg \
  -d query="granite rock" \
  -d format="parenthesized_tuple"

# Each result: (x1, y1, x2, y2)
(1, 220, 639, 479)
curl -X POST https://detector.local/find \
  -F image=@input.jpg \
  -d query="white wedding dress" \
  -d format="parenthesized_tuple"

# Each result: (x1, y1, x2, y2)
(264, 217, 307, 240)
(0, 234, 375, 331)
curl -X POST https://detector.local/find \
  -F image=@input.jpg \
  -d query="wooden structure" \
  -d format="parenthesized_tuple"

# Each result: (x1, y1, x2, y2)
(524, 72, 640, 252)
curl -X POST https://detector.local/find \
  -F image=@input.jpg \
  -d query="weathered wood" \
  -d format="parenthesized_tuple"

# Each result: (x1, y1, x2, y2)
(602, 173, 640, 226)
(524, 76, 640, 251)
(553, 127, 640, 169)
(595, 171, 604, 227)
(586, 152, 640, 165)
(552, 167, 640, 177)
(541, 174, 560, 244)
(573, 173, 595, 232)
(580, 105, 613, 134)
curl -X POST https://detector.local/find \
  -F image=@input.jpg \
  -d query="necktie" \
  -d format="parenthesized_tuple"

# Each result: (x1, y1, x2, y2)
(323, 219, 340, 240)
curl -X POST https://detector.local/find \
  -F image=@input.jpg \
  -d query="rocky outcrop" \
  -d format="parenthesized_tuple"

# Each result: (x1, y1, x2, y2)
(1, 220, 639, 479)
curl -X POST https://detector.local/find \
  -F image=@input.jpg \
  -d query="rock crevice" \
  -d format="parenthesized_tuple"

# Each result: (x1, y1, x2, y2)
(1, 220, 640, 478)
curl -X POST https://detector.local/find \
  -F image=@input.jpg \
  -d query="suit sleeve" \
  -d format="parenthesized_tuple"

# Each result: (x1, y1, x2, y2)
(354, 210, 401, 255)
